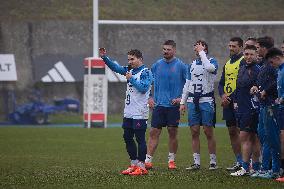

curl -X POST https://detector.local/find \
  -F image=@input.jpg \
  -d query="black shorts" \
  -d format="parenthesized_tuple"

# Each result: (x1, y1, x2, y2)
(223, 102, 237, 127)
(122, 118, 147, 130)
(236, 112, 258, 133)
(151, 106, 180, 128)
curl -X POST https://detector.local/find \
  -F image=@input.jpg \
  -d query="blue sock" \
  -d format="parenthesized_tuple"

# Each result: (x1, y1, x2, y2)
(236, 154, 242, 164)
(242, 161, 250, 171)
(252, 162, 261, 171)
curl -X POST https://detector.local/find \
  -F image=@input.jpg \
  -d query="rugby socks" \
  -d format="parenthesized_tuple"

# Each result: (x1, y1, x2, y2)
(168, 152, 176, 162)
(252, 161, 261, 171)
(242, 161, 250, 171)
(145, 154, 153, 163)
(131, 159, 138, 166)
(193, 153, 200, 165)
(236, 154, 243, 164)
(209, 154, 217, 165)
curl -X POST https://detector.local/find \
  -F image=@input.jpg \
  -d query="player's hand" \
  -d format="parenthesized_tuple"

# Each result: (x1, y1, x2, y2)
(99, 47, 106, 57)
(221, 94, 230, 107)
(171, 98, 181, 105)
(250, 86, 259, 95)
(125, 72, 132, 80)
(148, 97, 155, 109)
(194, 42, 205, 53)
(260, 90, 266, 100)
(179, 104, 186, 115)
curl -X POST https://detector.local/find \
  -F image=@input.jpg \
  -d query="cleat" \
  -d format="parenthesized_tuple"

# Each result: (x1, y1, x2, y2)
(257, 171, 280, 179)
(230, 167, 249, 176)
(226, 162, 241, 171)
(209, 163, 218, 170)
(186, 164, 200, 170)
(145, 162, 153, 170)
(250, 170, 264, 178)
(276, 177, 284, 182)
(129, 167, 148, 176)
(168, 161, 177, 169)
(121, 165, 137, 175)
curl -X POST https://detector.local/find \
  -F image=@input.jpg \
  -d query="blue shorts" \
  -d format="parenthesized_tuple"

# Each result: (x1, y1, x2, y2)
(151, 106, 180, 128)
(236, 112, 258, 133)
(187, 102, 215, 127)
(277, 106, 284, 130)
(122, 118, 147, 130)
(222, 102, 237, 127)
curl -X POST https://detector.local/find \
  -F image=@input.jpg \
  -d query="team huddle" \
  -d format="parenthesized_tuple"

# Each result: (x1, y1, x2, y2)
(99, 37, 284, 180)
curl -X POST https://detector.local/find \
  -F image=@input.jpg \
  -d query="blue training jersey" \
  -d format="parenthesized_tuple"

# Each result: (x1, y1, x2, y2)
(151, 57, 188, 107)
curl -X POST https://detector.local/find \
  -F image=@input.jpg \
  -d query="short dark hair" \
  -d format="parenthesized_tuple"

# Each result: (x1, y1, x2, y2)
(257, 36, 274, 49)
(246, 37, 256, 42)
(128, 49, 143, 59)
(230, 37, 243, 47)
(163, 40, 176, 48)
(265, 47, 283, 59)
(195, 40, 209, 54)
(244, 45, 257, 51)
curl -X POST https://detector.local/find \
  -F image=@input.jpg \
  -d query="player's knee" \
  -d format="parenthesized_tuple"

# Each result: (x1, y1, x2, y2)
(149, 128, 161, 139)
(191, 129, 200, 138)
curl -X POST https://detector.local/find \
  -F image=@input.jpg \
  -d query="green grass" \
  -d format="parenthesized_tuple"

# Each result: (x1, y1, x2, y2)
(0, 127, 282, 188)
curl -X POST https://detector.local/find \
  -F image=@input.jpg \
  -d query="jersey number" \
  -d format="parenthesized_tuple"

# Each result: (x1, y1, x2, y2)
(193, 84, 203, 93)
(226, 83, 233, 93)
(126, 94, 130, 105)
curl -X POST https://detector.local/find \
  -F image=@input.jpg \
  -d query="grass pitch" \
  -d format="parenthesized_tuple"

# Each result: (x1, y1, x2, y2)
(0, 126, 283, 189)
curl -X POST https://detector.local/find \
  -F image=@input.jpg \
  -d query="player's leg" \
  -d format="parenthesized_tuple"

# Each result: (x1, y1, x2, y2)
(231, 130, 251, 176)
(121, 118, 138, 174)
(277, 106, 284, 176)
(145, 106, 164, 169)
(129, 121, 148, 176)
(186, 102, 201, 170)
(166, 106, 180, 169)
(265, 107, 280, 177)
(223, 103, 242, 170)
(201, 101, 217, 170)
(250, 113, 261, 172)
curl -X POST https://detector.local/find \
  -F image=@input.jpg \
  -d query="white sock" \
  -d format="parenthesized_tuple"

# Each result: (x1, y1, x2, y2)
(168, 152, 176, 162)
(131, 159, 138, 166)
(193, 153, 200, 165)
(145, 154, 153, 163)
(209, 154, 217, 165)
(137, 161, 145, 169)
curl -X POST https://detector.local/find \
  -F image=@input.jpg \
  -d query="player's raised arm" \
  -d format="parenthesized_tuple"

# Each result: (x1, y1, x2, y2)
(99, 48, 127, 75)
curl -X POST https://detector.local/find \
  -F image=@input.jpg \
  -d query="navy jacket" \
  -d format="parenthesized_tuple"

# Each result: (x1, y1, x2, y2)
(234, 62, 260, 113)
(256, 59, 278, 106)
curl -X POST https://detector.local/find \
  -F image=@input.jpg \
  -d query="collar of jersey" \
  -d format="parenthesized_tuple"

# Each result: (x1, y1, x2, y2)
(132, 65, 145, 74)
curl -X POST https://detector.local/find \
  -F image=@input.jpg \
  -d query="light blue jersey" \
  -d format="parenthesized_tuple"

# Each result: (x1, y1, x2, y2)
(151, 57, 188, 107)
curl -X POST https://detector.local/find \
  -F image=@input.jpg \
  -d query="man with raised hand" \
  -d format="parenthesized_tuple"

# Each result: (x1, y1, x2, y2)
(180, 40, 218, 170)
(100, 48, 153, 176)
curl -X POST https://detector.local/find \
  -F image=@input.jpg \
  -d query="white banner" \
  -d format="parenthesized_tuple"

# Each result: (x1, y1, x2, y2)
(0, 54, 17, 81)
